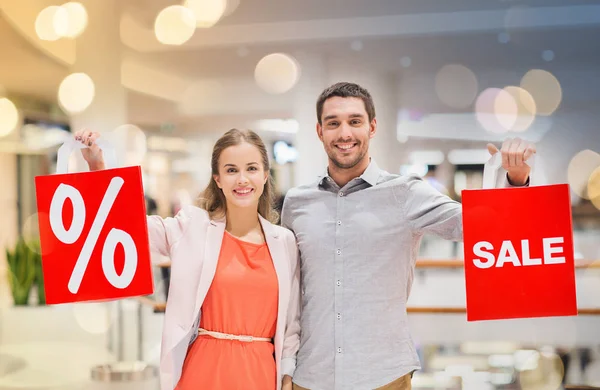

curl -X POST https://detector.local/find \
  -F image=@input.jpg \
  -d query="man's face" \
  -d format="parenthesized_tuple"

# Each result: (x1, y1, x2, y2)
(317, 96, 376, 169)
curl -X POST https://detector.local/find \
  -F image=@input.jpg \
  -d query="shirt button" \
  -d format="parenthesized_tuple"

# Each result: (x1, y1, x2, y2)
(336, 280, 341, 286)
(337, 220, 341, 225)
(339, 191, 344, 197)
(337, 313, 341, 320)
(336, 249, 341, 255)
(337, 347, 342, 353)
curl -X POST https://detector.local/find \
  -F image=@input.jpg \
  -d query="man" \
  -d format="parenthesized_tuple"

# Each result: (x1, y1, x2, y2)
(281, 82, 535, 390)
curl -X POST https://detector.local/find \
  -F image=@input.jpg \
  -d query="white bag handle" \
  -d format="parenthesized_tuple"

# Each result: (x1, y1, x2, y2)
(482, 152, 537, 189)
(56, 136, 117, 174)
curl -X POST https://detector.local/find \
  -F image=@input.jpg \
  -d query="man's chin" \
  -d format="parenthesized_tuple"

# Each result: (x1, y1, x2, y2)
(331, 156, 361, 170)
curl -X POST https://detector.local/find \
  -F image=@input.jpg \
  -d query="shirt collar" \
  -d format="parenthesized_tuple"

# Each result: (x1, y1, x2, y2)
(319, 158, 382, 187)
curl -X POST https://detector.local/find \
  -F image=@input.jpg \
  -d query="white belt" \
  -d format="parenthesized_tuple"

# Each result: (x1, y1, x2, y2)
(198, 327, 272, 343)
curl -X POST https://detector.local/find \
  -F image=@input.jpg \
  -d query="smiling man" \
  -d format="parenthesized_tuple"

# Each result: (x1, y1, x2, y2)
(281, 82, 535, 390)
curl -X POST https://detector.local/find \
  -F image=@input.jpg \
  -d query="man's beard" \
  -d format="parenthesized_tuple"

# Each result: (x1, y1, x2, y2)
(328, 143, 366, 169)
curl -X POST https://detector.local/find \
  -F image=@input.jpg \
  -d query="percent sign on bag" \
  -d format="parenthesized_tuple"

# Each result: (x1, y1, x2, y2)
(35, 138, 153, 304)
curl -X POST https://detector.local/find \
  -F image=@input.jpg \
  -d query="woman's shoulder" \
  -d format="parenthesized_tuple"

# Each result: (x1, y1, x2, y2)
(268, 222, 296, 245)
(169, 205, 214, 228)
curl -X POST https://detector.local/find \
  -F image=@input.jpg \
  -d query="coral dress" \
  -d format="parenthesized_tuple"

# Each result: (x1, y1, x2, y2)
(175, 231, 279, 390)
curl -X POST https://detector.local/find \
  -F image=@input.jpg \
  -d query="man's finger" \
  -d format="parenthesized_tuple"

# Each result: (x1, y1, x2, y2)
(501, 139, 510, 169)
(515, 144, 526, 167)
(523, 144, 536, 162)
(487, 143, 499, 156)
(88, 132, 100, 147)
(508, 139, 520, 167)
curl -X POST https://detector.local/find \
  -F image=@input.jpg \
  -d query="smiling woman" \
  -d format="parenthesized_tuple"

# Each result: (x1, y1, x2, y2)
(73, 127, 301, 390)
(198, 128, 278, 225)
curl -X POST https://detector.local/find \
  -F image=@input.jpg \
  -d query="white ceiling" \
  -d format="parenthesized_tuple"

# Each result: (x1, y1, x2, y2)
(123, 0, 596, 26)
(0, 13, 67, 101)
(1, 0, 600, 135)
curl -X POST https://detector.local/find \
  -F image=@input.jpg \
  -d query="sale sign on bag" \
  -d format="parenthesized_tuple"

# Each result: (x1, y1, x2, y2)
(35, 138, 153, 304)
(462, 153, 577, 321)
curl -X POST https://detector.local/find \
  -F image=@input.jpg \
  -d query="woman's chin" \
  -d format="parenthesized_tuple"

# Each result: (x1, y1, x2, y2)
(227, 198, 259, 210)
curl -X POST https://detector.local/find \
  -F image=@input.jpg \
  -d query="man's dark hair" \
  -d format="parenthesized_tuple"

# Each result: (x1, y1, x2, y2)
(316, 82, 376, 125)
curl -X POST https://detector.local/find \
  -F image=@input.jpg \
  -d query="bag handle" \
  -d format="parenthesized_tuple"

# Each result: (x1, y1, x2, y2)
(56, 136, 117, 174)
(482, 152, 536, 189)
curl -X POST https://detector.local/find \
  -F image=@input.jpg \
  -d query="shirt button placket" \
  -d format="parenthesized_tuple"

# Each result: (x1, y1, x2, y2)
(334, 188, 345, 388)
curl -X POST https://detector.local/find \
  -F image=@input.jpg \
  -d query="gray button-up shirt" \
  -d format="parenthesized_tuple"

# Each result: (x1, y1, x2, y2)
(281, 159, 479, 389)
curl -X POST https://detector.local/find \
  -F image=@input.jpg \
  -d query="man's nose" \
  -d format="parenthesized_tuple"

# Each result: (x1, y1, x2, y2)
(338, 122, 353, 139)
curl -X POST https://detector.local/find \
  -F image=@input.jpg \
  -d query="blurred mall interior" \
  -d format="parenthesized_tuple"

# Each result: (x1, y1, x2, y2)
(0, 0, 599, 389)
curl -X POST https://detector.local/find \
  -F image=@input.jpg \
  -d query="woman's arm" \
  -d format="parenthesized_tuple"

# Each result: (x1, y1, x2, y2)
(281, 229, 301, 381)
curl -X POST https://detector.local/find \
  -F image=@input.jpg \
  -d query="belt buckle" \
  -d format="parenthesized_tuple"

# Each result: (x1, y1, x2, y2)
(240, 335, 253, 342)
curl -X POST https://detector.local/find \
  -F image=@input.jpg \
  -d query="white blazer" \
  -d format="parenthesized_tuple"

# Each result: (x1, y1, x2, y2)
(147, 205, 301, 390)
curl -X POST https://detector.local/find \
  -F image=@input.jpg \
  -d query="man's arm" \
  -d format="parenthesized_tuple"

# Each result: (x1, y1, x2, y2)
(399, 176, 464, 241)
(399, 138, 535, 241)
(280, 192, 294, 232)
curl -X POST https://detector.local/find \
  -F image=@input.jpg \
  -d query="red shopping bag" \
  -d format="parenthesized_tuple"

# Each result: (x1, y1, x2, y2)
(462, 154, 577, 321)
(34, 138, 153, 304)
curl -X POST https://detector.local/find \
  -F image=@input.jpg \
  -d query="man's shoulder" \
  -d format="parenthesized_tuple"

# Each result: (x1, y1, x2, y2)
(284, 180, 322, 201)
(375, 171, 418, 188)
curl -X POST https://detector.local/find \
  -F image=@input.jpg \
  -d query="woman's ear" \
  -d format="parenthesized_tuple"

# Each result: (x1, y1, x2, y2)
(213, 174, 222, 189)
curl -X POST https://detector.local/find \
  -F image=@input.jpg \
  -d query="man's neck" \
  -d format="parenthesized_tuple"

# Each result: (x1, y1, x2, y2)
(328, 156, 370, 188)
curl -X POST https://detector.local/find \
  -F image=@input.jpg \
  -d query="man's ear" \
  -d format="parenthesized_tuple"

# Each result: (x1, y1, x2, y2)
(316, 123, 323, 142)
(369, 118, 377, 139)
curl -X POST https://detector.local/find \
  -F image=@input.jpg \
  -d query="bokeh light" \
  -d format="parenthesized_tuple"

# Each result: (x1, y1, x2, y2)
(588, 166, 600, 210)
(72, 302, 114, 334)
(110, 124, 147, 166)
(21, 213, 40, 253)
(542, 50, 555, 62)
(184, 0, 226, 28)
(58, 2, 88, 39)
(501, 86, 536, 132)
(475, 88, 514, 134)
(435, 64, 479, 109)
(0, 97, 19, 137)
(497, 32, 510, 44)
(58, 73, 95, 114)
(223, 0, 241, 16)
(35, 6, 67, 41)
(520, 69, 562, 116)
(567, 150, 600, 200)
(493, 87, 518, 131)
(254, 53, 300, 94)
(155, 5, 196, 45)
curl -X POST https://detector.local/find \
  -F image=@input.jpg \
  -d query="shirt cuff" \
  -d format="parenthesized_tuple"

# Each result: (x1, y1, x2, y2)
(505, 173, 530, 187)
(281, 357, 297, 377)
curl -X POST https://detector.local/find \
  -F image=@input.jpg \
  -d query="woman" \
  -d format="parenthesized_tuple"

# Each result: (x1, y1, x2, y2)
(75, 128, 300, 390)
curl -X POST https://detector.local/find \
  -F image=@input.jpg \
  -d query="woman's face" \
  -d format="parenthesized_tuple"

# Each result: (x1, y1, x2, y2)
(213, 142, 268, 211)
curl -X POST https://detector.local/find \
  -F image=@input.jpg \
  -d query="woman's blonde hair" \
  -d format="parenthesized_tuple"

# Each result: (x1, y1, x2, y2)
(197, 128, 278, 224)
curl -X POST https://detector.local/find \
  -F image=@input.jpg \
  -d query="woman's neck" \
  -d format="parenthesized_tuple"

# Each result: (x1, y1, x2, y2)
(225, 206, 261, 237)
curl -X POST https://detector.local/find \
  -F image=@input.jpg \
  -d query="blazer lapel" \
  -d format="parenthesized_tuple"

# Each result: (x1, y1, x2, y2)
(260, 216, 289, 328)
(191, 218, 225, 326)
